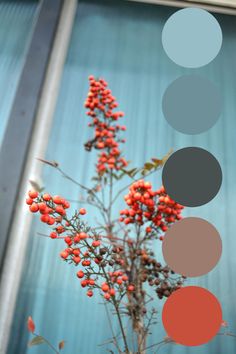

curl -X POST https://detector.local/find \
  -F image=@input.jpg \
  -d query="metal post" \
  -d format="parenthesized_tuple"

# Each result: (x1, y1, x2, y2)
(0, 1, 77, 352)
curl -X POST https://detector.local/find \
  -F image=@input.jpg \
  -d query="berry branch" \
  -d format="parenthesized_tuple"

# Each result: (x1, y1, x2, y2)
(26, 76, 186, 353)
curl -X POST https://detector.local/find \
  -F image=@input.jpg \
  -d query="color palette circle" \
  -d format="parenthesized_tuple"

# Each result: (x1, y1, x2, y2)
(162, 147, 222, 207)
(162, 8, 222, 68)
(162, 286, 222, 346)
(162, 75, 222, 135)
(162, 217, 222, 277)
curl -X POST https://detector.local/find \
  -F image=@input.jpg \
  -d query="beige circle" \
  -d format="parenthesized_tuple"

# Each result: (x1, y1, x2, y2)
(162, 217, 222, 277)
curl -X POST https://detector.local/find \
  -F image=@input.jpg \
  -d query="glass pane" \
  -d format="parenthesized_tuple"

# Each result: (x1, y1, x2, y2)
(8, 1, 236, 354)
(0, 1, 38, 147)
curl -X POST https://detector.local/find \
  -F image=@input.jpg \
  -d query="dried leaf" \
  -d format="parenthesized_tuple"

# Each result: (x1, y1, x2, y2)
(144, 162, 154, 170)
(28, 336, 45, 347)
(27, 316, 35, 333)
(152, 149, 173, 167)
(151, 158, 163, 166)
(141, 169, 148, 176)
(122, 168, 138, 177)
(59, 340, 65, 350)
(37, 158, 59, 167)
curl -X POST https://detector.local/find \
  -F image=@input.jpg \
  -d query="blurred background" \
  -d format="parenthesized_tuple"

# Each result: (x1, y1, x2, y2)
(0, 0, 236, 353)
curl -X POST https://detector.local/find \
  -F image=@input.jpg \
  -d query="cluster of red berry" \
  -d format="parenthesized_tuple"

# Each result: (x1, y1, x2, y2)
(119, 181, 183, 238)
(26, 190, 70, 227)
(26, 190, 136, 300)
(84, 75, 128, 175)
(77, 270, 135, 300)
(156, 186, 183, 233)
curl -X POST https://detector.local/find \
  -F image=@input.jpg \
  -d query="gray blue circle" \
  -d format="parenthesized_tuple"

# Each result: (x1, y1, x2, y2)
(162, 147, 222, 207)
(162, 75, 222, 135)
(162, 8, 222, 68)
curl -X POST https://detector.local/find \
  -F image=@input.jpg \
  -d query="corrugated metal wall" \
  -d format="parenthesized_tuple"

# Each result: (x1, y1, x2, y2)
(7, 0, 236, 353)
(0, 1, 38, 148)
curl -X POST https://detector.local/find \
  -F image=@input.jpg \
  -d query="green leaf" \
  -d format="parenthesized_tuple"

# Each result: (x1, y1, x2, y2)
(28, 336, 45, 347)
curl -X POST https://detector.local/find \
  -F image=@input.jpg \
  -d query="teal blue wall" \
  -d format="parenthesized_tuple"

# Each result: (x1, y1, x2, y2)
(8, 1, 236, 353)
(0, 1, 38, 148)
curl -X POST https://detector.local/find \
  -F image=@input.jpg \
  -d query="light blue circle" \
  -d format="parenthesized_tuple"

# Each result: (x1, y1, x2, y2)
(162, 8, 222, 68)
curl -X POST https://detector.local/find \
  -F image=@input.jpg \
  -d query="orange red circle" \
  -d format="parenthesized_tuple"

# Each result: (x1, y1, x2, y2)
(162, 286, 222, 346)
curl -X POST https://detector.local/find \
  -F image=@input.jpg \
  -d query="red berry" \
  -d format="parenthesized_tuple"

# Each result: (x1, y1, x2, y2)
(53, 195, 62, 204)
(43, 193, 51, 201)
(56, 226, 65, 234)
(55, 205, 66, 216)
(79, 208, 87, 215)
(101, 283, 109, 292)
(65, 237, 72, 245)
(60, 251, 68, 259)
(88, 279, 95, 286)
(50, 232, 57, 239)
(116, 278, 123, 285)
(104, 293, 111, 300)
(28, 190, 38, 199)
(127, 284, 135, 292)
(73, 249, 80, 256)
(40, 214, 49, 223)
(26, 198, 33, 205)
(109, 288, 116, 296)
(29, 203, 39, 213)
(81, 280, 87, 287)
(77, 270, 84, 278)
(79, 232, 88, 240)
(74, 235, 81, 243)
(63, 201, 70, 209)
(73, 256, 81, 264)
(47, 217, 55, 225)
(82, 260, 91, 267)
(92, 240, 101, 247)
(87, 290, 93, 297)
(38, 202, 47, 212)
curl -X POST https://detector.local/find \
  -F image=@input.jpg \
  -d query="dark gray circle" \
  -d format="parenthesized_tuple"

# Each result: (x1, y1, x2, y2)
(162, 76, 222, 135)
(162, 147, 222, 207)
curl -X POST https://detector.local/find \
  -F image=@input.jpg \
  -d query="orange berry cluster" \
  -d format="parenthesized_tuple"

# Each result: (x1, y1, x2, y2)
(119, 181, 184, 237)
(77, 269, 135, 300)
(27, 190, 135, 301)
(156, 186, 183, 231)
(26, 190, 70, 226)
(84, 75, 128, 175)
